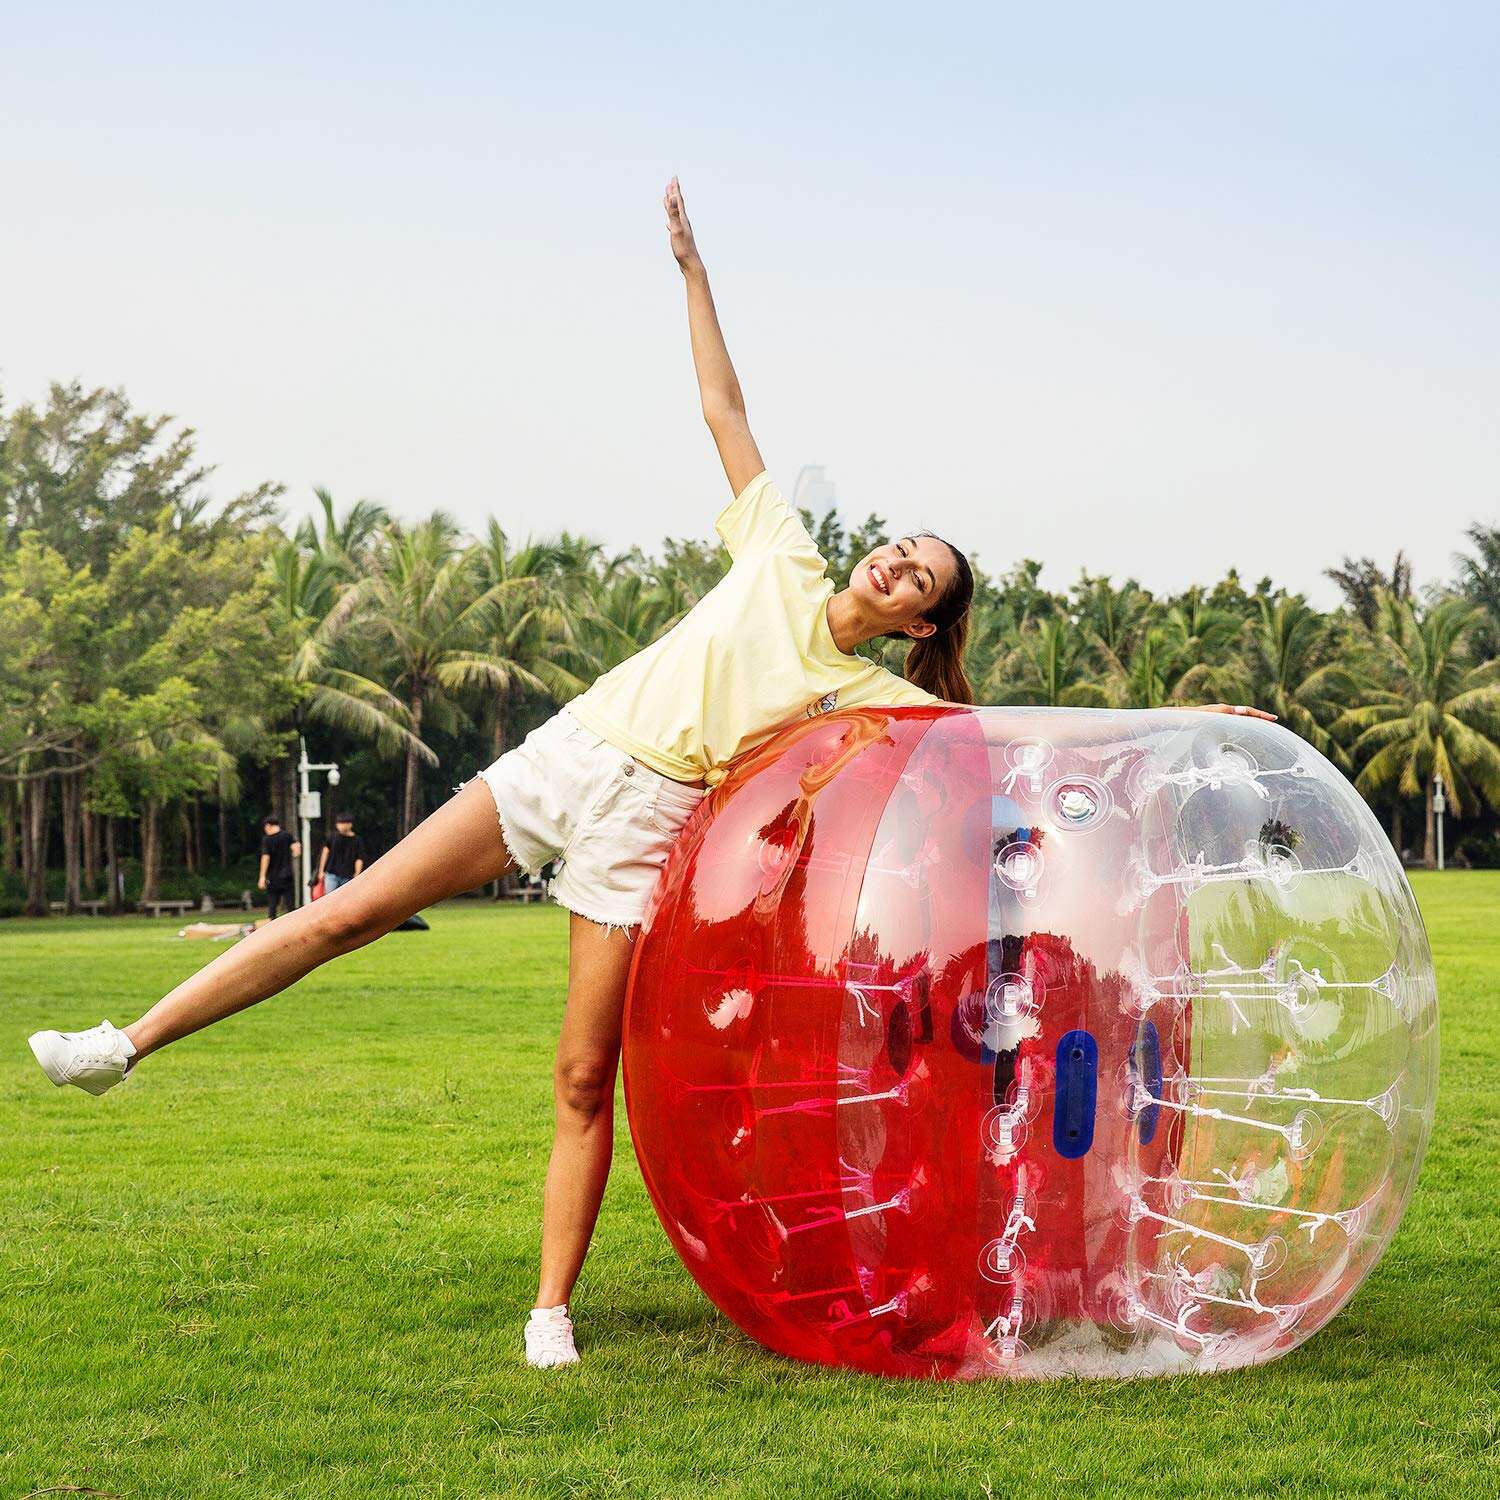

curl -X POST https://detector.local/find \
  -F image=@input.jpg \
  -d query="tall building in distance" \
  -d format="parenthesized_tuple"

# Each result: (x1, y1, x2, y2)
(792, 464, 836, 517)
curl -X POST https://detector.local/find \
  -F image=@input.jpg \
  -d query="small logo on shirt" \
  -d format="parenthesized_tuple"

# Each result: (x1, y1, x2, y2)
(806, 690, 839, 718)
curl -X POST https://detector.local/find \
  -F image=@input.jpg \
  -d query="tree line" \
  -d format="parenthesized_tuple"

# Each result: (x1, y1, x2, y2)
(4, 381, 1500, 917)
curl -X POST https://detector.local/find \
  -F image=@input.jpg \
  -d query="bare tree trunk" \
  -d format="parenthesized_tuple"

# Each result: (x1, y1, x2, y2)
(106, 816, 122, 914)
(83, 805, 98, 892)
(19, 781, 32, 893)
(24, 773, 49, 917)
(1422, 782, 1436, 870)
(3, 779, 18, 877)
(401, 690, 425, 839)
(280, 754, 298, 828)
(218, 796, 229, 868)
(61, 767, 82, 913)
(1390, 802, 1404, 860)
(181, 804, 197, 875)
(141, 801, 162, 904)
(192, 796, 204, 873)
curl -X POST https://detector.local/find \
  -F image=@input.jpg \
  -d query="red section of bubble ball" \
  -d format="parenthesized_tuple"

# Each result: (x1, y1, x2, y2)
(624, 707, 1187, 1378)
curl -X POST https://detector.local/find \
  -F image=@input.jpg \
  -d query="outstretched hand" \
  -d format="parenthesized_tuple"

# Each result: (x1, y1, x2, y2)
(665, 177, 701, 271)
(1188, 703, 1278, 721)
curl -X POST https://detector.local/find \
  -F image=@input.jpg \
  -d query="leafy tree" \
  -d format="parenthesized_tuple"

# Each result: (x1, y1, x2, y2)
(1, 381, 278, 573)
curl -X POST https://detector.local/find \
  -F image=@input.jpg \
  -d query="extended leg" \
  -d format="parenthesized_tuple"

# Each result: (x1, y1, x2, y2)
(124, 781, 514, 1061)
(534, 912, 637, 1311)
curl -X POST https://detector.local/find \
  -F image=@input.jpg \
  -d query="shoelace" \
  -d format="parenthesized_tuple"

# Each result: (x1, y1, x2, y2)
(71, 1028, 124, 1070)
(528, 1314, 575, 1358)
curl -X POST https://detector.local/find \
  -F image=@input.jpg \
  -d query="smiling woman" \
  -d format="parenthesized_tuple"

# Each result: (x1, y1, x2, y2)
(26, 178, 1263, 1381)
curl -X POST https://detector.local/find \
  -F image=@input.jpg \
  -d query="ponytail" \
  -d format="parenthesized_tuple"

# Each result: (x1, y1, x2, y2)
(901, 533, 975, 704)
(905, 612, 974, 703)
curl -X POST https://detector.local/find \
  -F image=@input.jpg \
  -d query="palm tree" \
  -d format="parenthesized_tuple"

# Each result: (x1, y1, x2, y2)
(574, 567, 685, 676)
(265, 532, 428, 821)
(1454, 521, 1500, 659)
(984, 615, 1110, 707)
(1074, 575, 1154, 672)
(295, 487, 390, 578)
(1242, 595, 1353, 762)
(963, 562, 1054, 695)
(1152, 588, 1247, 704)
(357, 516, 564, 836)
(475, 520, 591, 766)
(1335, 596, 1500, 866)
(1325, 551, 1413, 632)
(1087, 589, 1244, 709)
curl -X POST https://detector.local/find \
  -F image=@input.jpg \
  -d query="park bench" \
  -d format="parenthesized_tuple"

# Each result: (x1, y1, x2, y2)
(193, 892, 256, 912)
(48, 899, 110, 915)
(142, 898, 195, 918)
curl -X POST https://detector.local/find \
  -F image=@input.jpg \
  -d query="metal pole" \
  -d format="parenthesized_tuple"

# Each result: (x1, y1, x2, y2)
(1433, 774, 1447, 872)
(295, 740, 341, 907)
(299, 737, 312, 907)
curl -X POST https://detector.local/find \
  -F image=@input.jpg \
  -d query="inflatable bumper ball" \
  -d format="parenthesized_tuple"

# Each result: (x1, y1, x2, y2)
(623, 707, 1437, 1379)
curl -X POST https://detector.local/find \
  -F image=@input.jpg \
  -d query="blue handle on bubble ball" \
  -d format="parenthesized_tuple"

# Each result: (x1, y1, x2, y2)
(1054, 1029, 1098, 1159)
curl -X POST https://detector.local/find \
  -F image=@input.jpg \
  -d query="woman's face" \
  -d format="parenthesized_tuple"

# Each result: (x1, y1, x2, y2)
(849, 535, 956, 637)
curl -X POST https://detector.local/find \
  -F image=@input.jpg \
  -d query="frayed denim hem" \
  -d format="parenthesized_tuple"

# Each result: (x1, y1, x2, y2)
(550, 890, 643, 940)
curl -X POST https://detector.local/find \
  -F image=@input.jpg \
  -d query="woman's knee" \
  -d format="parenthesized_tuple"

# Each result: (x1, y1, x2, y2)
(554, 1053, 615, 1126)
(310, 888, 388, 954)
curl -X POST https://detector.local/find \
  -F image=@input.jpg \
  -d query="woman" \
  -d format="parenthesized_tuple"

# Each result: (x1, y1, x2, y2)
(29, 180, 1268, 1369)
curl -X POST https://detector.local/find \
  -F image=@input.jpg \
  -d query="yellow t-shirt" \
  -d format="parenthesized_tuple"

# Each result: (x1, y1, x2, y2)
(567, 472, 937, 786)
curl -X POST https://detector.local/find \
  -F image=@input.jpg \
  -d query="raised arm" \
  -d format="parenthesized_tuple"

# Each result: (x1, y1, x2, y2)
(665, 178, 765, 497)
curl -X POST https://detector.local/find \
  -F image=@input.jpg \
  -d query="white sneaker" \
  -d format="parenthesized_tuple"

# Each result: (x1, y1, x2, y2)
(28, 1020, 137, 1096)
(525, 1305, 580, 1368)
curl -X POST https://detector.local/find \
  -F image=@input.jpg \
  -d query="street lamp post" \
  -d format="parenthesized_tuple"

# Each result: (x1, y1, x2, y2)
(1433, 773, 1446, 872)
(297, 736, 341, 907)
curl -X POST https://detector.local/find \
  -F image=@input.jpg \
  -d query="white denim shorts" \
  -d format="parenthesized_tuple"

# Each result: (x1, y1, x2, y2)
(476, 709, 706, 931)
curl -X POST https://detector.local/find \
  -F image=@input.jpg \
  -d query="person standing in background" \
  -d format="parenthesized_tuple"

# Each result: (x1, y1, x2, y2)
(317, 813, 366, 894)
(257, 816, 300, 919)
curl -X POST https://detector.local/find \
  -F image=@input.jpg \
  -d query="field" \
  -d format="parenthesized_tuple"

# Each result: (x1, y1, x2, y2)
(2, 875, 1496, 1499)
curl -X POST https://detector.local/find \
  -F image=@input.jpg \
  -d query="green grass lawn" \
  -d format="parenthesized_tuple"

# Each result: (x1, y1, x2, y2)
(2, 875, 1497, 1499)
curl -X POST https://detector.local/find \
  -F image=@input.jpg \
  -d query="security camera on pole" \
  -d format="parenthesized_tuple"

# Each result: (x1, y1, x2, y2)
(297, 736, 341, 907)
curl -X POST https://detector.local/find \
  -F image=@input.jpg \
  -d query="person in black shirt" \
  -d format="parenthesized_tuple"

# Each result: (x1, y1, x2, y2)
(317, 813, 366, 893)
(258, 815, 301, 919)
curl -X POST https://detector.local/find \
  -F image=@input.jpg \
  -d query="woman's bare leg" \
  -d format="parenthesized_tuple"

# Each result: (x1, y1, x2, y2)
(534, 912, 637, 1309)
(124, 781, 514, 1061)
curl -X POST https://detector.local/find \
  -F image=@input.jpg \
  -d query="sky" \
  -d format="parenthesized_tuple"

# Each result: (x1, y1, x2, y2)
(3, 2, 1497, 605)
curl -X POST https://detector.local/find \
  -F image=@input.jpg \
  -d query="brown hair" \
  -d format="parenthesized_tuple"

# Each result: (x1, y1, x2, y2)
(898, 533, 975, 704)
